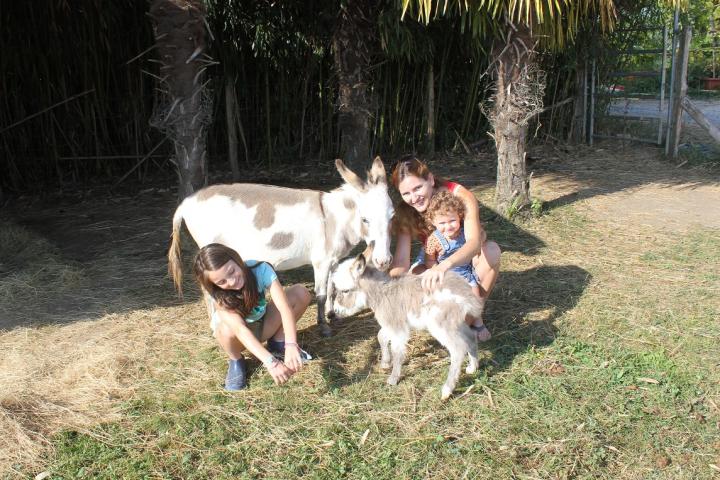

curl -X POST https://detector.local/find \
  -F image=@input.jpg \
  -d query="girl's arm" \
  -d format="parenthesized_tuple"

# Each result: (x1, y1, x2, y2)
(389, 230, 412, 277)
(268, 279, 303, 372)
(424, 235, 440, 269)
(424, 252, 438, 269)
(217, 308, 292, 385)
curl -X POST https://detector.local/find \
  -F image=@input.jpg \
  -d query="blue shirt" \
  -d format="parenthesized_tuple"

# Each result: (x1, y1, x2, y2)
(244, 261, 278, 322)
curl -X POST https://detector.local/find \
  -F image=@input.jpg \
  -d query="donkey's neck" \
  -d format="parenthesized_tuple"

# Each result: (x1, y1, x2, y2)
(358, 269, 393, 305)
(323, 186, 362, 248)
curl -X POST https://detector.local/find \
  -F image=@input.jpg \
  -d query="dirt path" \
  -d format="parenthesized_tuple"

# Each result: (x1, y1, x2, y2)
(528, 142, 720, 231)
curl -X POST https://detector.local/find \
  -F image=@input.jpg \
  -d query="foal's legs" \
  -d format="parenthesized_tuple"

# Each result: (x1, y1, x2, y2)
(387, 329, 410, 386)
(377, 327, 392, 370)
(427, 321, 469, 401)
(463, 326, 480, 374)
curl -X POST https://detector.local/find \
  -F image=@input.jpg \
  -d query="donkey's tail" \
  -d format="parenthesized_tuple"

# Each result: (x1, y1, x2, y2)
(168, 202, 186, 298)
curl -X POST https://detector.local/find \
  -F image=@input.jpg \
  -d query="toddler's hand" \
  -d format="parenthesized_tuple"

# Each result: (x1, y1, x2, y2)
(420, 265, 445, 291)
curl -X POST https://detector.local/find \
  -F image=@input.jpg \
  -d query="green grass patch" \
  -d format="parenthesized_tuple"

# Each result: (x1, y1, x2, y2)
(12, 196, 720, 479)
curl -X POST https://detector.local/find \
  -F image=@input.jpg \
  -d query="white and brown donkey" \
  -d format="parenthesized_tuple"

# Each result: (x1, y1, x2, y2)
(168, 157, 394, 336)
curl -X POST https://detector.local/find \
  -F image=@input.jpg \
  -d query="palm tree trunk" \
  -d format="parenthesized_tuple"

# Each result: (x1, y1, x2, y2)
(490, 22, 539, 215)
(149, 0, 211, 200)
(332, 0, 375, 172)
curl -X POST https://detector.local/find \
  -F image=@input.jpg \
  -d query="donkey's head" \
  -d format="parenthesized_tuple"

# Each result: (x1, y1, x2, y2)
(335, 157, 394, 270)
(330, 243, 374, 317)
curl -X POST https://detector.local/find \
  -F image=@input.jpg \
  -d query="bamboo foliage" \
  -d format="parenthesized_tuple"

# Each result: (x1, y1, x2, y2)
(0, 0, 157, 191)
(0, 0, 631, 194)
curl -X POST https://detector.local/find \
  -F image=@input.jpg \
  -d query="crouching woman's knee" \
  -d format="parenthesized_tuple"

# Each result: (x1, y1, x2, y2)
(483, 240, 501, 269)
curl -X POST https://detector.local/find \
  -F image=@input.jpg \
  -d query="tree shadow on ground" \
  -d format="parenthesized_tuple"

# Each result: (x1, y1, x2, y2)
(0, 190, 184, 330)
(429, 142, 719, 219)
(312, 263, 590, 392)
(0, 159, 384, 331)
(482, 264, 591, 373)
(526, 141, 720, 215)
(393, 264, 590, 389)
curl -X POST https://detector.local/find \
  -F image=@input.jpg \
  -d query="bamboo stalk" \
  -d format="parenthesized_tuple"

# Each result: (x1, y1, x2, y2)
(0, 89, 95, 135)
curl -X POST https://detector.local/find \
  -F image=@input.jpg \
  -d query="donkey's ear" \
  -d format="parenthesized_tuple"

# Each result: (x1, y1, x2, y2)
(335, 159, 366, 191)
(361, 241, 375, 262)
(367, 156, 387, 185)
(352, 253, 367, 277)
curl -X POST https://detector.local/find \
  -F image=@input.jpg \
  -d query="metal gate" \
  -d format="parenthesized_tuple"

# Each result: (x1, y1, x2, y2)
(587, 11, 680, 148)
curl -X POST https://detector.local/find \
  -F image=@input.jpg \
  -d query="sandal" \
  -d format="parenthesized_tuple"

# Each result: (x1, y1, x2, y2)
(469, 324, 492, 342)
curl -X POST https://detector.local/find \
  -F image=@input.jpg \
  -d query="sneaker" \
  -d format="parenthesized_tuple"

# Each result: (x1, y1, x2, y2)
(267, 339, 313, 363)
(224, 358, 248, 391)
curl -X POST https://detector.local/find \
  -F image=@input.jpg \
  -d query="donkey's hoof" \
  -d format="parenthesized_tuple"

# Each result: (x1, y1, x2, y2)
(441, 386, 453, 401)
(386, 375, 400, 386)
(466, 364, 478, 374)
(319, 324, 333, 337)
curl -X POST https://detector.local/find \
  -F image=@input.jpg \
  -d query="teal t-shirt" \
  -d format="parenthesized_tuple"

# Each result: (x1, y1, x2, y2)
(244, 261, 278, 323)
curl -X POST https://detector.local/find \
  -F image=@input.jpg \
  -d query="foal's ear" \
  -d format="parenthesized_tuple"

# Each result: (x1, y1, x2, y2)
(367, 156, 387, 185)
(352, 253, 367, 277)
(361, 241, 375, 262)
(335, 159, 366, 191)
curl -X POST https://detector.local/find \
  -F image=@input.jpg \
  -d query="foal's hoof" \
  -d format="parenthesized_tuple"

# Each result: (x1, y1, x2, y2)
(441, 386, 453, 401)
(387, 375, 400, 386)
(319, 323, 333, 337)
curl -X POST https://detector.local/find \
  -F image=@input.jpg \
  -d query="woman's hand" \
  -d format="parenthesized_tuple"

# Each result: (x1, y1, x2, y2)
(267, 359, 293, 385)
(420, 264, 446, 291)
(283, 343, 304, 372)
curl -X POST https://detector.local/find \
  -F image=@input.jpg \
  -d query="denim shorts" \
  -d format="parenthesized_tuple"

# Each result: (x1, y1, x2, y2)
(210, 302, 265, 340)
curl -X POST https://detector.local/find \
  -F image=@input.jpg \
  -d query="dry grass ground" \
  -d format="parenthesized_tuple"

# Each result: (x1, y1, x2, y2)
(1, 142, 718, 479)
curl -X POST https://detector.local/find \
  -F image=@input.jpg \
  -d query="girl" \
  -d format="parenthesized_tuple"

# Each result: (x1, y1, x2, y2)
(389, 155, 501, 340)
(424, 190, 491, 340)
(193, 243, 312, 390)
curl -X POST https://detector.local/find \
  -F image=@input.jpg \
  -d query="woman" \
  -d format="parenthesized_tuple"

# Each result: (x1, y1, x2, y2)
(194, 243, 312, 390)
(389, 155, 501, 340)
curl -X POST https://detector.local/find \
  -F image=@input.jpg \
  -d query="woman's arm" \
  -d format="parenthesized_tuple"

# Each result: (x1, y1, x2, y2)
(420, 186, 484, 290)
(439, 185, 484, 270)
(268, 279, 303, 372)
(389, 230, 412, 277)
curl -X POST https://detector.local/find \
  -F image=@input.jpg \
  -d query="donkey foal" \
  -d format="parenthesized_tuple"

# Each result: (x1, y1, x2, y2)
(331, 248, 484, 400)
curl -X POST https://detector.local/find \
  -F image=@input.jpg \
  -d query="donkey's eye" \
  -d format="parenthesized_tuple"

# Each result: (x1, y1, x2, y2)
(361, 217, 369, 224)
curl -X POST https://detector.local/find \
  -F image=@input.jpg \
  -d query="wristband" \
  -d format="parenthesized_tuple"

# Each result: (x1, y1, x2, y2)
(284, 342, 299, 348)
(263, 354, 278, 368)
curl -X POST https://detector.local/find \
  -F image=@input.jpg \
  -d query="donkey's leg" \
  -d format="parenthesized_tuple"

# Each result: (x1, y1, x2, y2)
(427, 321, 468, 401)
(463, 325, 480, 374)
(387, 329, 410, 386)
(377, 327, 392, 370)
(312, 260, 334, 337)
